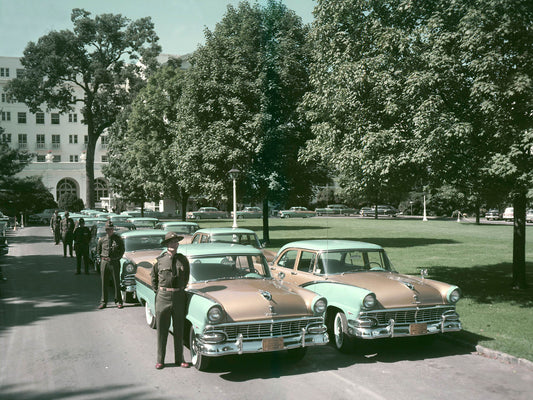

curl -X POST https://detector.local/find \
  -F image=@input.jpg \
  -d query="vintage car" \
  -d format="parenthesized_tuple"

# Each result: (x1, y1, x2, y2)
(126, 217, 159, 229)
(359, 207, 376, 217)
(186, 207, 228, 220)
(232, 206, 263, 219)
(0, 212, 10, 232)
(28, 208, 63, 225)
(527, 209, 533, 223)
(485, 209, 501, 221)
(377, 205, 398, 217)
(278, 207, 315, 218)
(315, 204, 357, 216)
(270, 240, 462, 352)
(502, 207, 514, 222)
(118, 229, 167, 303)
(154, 221, 199, 244)
(135, 243, 329, 370)
(191, 227, 276, 261)
(0, 229, 8, 256)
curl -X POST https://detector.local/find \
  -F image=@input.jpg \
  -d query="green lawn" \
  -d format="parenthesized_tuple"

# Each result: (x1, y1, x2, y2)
(200, 217, 533, 361)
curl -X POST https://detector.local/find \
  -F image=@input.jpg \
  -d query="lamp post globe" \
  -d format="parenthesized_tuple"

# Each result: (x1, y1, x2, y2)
(228, 168, 240, 228)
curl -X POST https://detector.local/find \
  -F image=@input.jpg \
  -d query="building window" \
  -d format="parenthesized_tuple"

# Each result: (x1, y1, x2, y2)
(68, 113, 77, 123)
(0, 68, 9, 77)
(101, 155, 108, 162)
(36, 134, 45, 149)
(36, 112, 45, 124)
(1, 133, 11, 143)
(53, 155, 61, 163)
(18, 134, 27, 149)
(18, 112, 27, 124)
(100, 136, 108, 149)
(57, 178, 77, 201)
(69, 155, 79, 162)
(16, 69, 25, 78)
(94, 178, 109, 202)
(1, 93, 5, 102)
(1, 111, 10, 121)
(51, 113, 60, 124)
(52, 134, 60, 149)
(36, 155, 46, 162)
(69, 134, 78, 144)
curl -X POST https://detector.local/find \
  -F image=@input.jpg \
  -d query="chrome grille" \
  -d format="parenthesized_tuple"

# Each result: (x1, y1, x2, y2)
(362, 306, 456, 326)
(208, 318, 322, 340)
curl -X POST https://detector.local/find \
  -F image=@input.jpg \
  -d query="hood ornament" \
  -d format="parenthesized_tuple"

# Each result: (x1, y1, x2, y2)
(403, 281, 415, 290)
(260, 290, 272, 301)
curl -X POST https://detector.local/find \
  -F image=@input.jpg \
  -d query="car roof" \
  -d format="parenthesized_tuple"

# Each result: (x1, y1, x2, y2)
(195, 227, 255, 234)
(120, 229, 165, 238)
(279, 240, 383, 253)
(179, 243, 262, 257)
(160, 221, 198, 226)
(127, 217, 158, 221)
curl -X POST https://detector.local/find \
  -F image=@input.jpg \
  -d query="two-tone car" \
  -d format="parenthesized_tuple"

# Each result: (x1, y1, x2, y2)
(191, 227, 276, 261)
(135, 243, 329, 371)
(187, 207, 228, 220)
(126, 217, 159, 229)
(270, 240, 462, 352)
(232, 206, 263, 219)
(278, 207, 315, 218)
(485, 209, 501, 221)
(154, 221, 199, 244)
(315, 204, 357, 216)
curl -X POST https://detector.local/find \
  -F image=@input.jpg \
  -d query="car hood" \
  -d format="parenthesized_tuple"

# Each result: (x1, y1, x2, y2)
(325, 272, 446, 308)
(124, 249, 161, 266)
(189, 279, 313, 322)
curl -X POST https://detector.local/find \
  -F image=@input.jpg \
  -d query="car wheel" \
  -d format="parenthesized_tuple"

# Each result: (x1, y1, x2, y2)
(287, 347, 307, 361)
(145, 302, 156, 329)
(329, 311, 354, 353)
(189, 326, 210, 371)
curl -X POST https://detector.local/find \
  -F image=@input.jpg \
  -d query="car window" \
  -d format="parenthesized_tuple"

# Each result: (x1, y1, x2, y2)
(297, 251, 316, 273)
(319, 250, 392, 274)
(277, 250, 298, 270)
(189, 254, 270, 282)
(123, 235, 165, 252)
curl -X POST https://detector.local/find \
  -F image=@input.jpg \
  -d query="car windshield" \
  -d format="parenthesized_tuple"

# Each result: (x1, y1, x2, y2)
(123, 235, 165, 252)
(189, 254, 271, 282)
(316, 249, 395, 275)
(209, 233, 260, 247)
(133, 221, 156, 228)
(165, 225, 198, 234)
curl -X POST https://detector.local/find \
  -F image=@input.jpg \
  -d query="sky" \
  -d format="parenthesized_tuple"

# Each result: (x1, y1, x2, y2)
(0, 0, 316, 57)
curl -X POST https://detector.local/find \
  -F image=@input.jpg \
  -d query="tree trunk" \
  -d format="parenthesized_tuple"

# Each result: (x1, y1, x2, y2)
(262, 197, 270, 245)
(85, 120, 96, 209)
(512, 191, 527, 289)
(180, 190, 189, 222)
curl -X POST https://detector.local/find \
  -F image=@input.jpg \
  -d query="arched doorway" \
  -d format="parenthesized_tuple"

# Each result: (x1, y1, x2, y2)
(94, 178, 109, 202)
(56, 178, 78, 202)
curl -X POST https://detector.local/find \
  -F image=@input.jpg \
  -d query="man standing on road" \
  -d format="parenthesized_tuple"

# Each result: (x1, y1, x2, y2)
(73, 218, 91, 275)
(151, 232, 190, 370)
(97, 221, 125, 310)
(60, 212, 75, 257)
(50, 210, 61, 245)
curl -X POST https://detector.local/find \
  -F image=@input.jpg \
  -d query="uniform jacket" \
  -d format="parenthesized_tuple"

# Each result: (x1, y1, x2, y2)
(73, 226, 91, 248)
(60, 217, 75, 238)
(97, 233, 125, 261)
(151, 251, 190, 291)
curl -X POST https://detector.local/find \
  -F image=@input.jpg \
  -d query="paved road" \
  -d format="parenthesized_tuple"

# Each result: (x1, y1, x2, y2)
(1, 227, 531, 400)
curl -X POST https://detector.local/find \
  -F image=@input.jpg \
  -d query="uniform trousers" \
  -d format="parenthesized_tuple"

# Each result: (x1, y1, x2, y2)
(62, 233, 73, 257)
(155, 289, 186, 364)
(53, 227, 61, 244)
(75, 244, 90, 273)
(100, 259, 122, 305)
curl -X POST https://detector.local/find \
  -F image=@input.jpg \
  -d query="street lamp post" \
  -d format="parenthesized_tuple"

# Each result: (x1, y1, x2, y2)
(228, 168, 240, 228)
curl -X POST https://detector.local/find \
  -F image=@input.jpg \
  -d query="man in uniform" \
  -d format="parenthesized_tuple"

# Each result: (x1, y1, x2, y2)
(73, 218, 91, 275)
(60, 212, 75, 257)
(97, 220, 125, 309)
(151, 231, 190, 370)
(50, 210, 61, 245)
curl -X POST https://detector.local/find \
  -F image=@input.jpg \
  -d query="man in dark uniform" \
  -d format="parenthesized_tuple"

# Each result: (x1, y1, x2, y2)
(60, 212, 75, 257)
(151, 232, 190, 370)
(50, 210, 61, 245)
(73, 218, 91, 275)
(97, 220, 125, 309)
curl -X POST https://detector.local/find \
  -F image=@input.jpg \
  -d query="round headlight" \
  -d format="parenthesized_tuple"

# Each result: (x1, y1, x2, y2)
(207, 305, 224, 323)
(448, 288, 461, 303)
(313, 298, 327, 315)
(125, 263, 136, 274)
(363, 293, 376, 309)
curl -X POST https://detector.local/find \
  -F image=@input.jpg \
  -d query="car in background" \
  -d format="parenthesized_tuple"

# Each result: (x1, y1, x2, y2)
(485, 209, 501, 221)
(232, 206, 263, 219)
(359, 207, 376, 217)
(502, 207, 514, 221)
(0, 212, 10, 232)
(126, 217, 159, 229)
(270, 240, 462, 352)
(186, 207, 228, 220)
(278, 207, 315, 218)
(135, 243, 329, 371)
(0, 230, 8, 256)
(118, 229, 167, 303)
(377, 205, 398, 217)
(191, 227, 276, 261)
(315, 204, 357, 216)
(154, 221, 199, 244)
(526, 209, 533, 223)
(28, 208, 63, 225)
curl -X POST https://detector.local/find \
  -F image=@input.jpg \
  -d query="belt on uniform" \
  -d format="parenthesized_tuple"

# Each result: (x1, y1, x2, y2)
(159, 287, 182, 292)
(101, 257, 113, 261)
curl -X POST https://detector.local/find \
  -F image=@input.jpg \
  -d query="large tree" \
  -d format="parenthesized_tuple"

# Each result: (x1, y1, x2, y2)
(5, 8, 161, 208)
(176, 0, 326, 241)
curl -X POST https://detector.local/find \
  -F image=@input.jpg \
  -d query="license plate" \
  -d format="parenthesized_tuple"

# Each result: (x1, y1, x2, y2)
(262, 337, 284, 351)
(409, 323, 428, 335)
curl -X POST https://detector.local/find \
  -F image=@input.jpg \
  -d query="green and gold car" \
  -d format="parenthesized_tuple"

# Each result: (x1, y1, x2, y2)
(270, 240, 462, 352)
(135, 243, 329, 371)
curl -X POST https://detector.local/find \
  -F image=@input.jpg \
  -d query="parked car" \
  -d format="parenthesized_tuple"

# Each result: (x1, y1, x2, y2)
(187, 207, 228, 220)
(232, 206, 263, 219)
(526, 209, 533, 223)
(270, 240, 462, 352)
(154, 221, 199, 244)
(191, 227, 276, 261)
(28, 208, 63, 225)
(118, 229, 168, 303)
(315, 204, 358, 216)
(359, 207, 376, 217)
(377, 205, 398, 217)
(502, 207, 514, 221)
(126, 217, 159, 229)
(278, 207, 315, 218)
(0, 230, 8, 256)
(135, 243, 329, 370)
(485, 209, 501, 221)
(0, 212, 10, 232)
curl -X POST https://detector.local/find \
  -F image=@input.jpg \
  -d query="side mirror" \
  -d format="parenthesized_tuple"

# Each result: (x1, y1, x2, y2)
(420, 268, 428, 279)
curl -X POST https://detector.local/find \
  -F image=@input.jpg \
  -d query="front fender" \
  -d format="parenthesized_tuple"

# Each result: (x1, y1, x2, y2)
(186, 292, 222, 333)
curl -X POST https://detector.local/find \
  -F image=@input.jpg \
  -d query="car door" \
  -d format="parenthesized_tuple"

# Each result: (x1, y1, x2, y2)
(273, 249, 317, 287)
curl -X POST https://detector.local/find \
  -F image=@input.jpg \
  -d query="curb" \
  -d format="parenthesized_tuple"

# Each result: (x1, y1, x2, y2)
(441, 332, 533, 371)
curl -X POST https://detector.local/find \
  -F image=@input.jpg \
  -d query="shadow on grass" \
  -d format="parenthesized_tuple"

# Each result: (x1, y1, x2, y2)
(266, 237, 458, 250)
(428, 263, 533, 306)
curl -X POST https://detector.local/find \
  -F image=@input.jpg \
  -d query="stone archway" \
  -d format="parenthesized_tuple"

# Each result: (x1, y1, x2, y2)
(56, 178, 78, 202)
